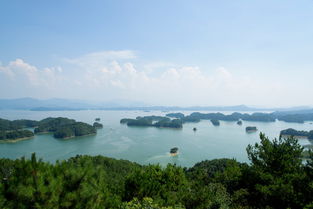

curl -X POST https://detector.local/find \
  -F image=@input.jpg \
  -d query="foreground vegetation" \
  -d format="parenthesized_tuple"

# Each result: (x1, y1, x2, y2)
(0, 133, 313, 208)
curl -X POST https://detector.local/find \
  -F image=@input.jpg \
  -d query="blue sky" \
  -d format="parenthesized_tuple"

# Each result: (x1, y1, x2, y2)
(1, 0, 313, 106)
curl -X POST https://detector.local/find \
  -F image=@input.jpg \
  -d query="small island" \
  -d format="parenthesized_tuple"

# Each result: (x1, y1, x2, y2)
(0, 118, 38, 142)
(166, 113, 185, 119)
(0, 117, 98, 141)
(0, 130, 34, 142)
(93, 122, 103, 129)
(170, 147, 179, 156)
(120, 116, 183, 129)
(280, 128, 313, 139)
(34, 117, 96, 139)
(246, 126, 257, 133)
(95, 118, 101, 121)
(237, 120, 242, 125)
(162, 111, 313, 123)
(211, 119, 220, 126)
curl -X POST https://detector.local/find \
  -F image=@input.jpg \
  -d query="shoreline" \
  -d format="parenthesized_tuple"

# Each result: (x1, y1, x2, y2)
(280, 134, 308, 139)
(57, 133, 97, 140)
(170, 152, 179, 157)
(0, 136, 34, 143)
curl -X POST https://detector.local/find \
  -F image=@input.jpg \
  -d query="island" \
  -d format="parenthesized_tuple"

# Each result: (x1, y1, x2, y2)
(170, 147, 178, 156)
(163, 111, 313, 123)
(120, 116, 183, 129)
(93, 122, 103, 129)
(0, 130, 34, 142)
(237, 120, 242, 125)
(95, 118, 101, 121)
(0, 118, 38, 142)
(34, 117, 96, 139)
(280, 128, 313, 139)
(166, 113, 185, 119)
(211, 119, 220, 126)
(246, 126, 257, 133)
(0, 117, 98, 141)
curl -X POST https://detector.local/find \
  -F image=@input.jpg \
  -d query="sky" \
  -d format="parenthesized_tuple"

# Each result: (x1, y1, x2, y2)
(0, 0, 313, 107)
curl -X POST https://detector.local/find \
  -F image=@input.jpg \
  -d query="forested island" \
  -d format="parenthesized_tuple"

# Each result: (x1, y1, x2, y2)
(246, 126, 257, 132)
(34, 117, 96, 139)
(120, 116, 183, 128)
(210, 119, 220, 126)
(0, 117, 97, 141)
(166, 111, 313, 123)
(0, 134, 312, 208)
(93, 122, 103, 129)
(121, 110, 313, 130)
(121, 109, 313, 130)
(0, 118, 37, 142)
(170, 147, 179, 156)
(280, 128, 313, 139)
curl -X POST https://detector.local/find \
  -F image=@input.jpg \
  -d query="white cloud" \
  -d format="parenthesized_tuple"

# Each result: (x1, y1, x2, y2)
(0, 59, 63, 88)
(0, 51, 306, 106)
(64, 50, 136, 70)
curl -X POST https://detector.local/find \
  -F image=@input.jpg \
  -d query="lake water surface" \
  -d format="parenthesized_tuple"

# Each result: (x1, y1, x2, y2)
(0, 110, 312, 167)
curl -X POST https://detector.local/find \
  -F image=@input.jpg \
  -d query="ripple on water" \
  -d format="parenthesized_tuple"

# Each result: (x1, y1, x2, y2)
(109, 136, 134, 153)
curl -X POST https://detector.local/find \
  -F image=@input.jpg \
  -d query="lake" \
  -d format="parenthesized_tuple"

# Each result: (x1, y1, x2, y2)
(0, 110, 312, 167)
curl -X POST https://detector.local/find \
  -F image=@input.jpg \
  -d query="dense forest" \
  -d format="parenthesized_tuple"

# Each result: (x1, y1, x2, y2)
(34, 117, 96, 139)
(0, 133, 312, 208)
(93, 122, 103, 129)
(245, 127, 257, 132)
(0, 117, 97, 141)
(210, 119, 220, 126)
(121, 111, 313, 130)
(120, 116, 183, 128)
(0, 118, 37, 141)
(280, 128, 313, 139)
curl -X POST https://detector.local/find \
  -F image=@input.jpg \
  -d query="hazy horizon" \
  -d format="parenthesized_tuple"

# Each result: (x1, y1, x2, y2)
(1, 1, 313, 107)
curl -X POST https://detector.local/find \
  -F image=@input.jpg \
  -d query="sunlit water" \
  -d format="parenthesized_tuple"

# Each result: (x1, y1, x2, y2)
(0, 110, 312, 167)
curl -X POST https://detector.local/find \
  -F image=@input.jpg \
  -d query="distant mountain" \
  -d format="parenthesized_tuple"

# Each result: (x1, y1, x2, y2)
(273, 108, 313, 116)
(0, 98, 311, 112)
(0, 98, 94, 110)
(0, 98, 147, 110)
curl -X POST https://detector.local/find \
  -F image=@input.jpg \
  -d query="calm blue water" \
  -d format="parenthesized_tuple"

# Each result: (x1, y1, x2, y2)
(0, 110, 312, 167)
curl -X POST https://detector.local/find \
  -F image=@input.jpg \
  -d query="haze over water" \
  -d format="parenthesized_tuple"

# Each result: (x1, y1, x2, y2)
(0, 110, 312, 167)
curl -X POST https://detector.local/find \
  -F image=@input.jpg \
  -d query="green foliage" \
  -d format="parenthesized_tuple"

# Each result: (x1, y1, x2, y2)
(1, 134, 313, 208)
(34, 117, 76, 133)
(122, 197, 179, 209)
(93, 122, 103, 129)
(245, 126, 257, 132)
(0, 118, 37, 141)
(121, 116, 182, 128)
(166, 113, 185, 119)
(33, 117, 96, 139)
(154, 119, 183, 128)
(280, 128, 309, 137)
(0, 130, 34, 140)
(210, 119, 220, 126)
(126, 118, 153, 127)
(0, 118, 38, 131)
(124, 164, 189, 206)
(244, 133, 307, 208)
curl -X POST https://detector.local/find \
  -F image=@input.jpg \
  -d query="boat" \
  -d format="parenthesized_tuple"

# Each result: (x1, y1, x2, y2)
(170, 147, 178, 156)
